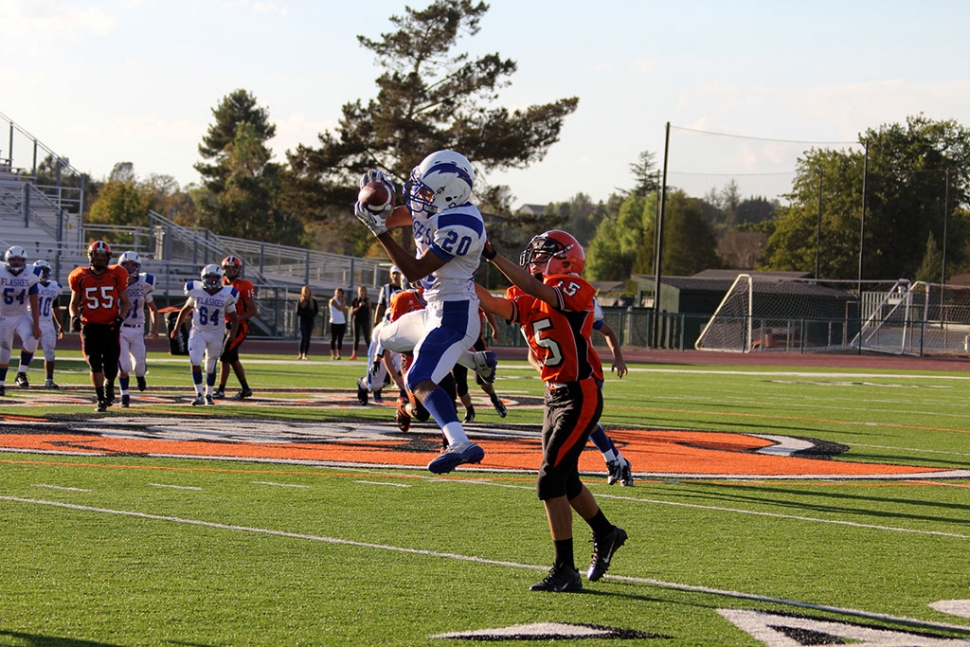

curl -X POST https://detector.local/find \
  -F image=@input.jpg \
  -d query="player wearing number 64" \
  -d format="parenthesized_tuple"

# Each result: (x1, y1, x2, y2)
(170, 265, 241, 406)
(353, 150, 497, 475)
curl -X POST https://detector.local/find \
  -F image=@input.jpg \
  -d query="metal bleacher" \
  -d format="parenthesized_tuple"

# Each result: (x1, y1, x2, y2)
(0, 110, 389, 339)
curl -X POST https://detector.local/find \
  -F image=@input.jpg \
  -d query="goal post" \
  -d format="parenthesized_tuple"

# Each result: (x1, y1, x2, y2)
(696, 275, 861, 353)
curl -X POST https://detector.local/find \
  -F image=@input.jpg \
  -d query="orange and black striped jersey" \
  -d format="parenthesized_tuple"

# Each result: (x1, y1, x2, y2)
(508, 274, 603, 384)
(224, 278, 256, 321)
(68, 265, 129, 325)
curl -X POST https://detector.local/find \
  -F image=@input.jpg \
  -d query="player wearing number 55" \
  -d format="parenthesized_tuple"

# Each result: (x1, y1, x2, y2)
(68, 240, 131, 413)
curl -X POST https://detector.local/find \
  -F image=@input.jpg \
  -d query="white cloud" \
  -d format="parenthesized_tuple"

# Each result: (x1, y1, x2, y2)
(270, 112, 339, 157)
(1, 0, 116, 39)
(253, 1, 288, 16)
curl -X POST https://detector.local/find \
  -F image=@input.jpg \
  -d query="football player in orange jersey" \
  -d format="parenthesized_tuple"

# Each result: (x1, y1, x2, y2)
(475, 230, 626, 593)
(214, 255, 258, 400)
(68, 241, 131, 412)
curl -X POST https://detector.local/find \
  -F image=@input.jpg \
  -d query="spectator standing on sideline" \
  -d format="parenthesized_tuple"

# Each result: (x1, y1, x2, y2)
(349, 285, 372, 360)
(475, 230, 626, 592)
(214, 256, 257, 400)
(329, 287, 347, 360)
(0, 246, 42, 396)
(296, 285, 318, 360)
(68, 241, 131, 412)
(373, 266, 403, 327)
(31, 260, 65, 389)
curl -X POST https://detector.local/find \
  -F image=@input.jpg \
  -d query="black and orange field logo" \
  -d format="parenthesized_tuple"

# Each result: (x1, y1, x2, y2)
(2, 413, 967, 480)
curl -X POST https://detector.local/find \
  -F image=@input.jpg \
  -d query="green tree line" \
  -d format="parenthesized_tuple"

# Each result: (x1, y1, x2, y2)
(75, 1, 970, 290)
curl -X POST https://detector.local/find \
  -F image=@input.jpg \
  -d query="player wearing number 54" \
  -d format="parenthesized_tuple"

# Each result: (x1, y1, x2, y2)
(170, 265, 240, 407)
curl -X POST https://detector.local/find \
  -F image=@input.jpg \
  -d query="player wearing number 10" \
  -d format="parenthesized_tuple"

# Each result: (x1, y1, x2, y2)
(68, 240, 131, 413)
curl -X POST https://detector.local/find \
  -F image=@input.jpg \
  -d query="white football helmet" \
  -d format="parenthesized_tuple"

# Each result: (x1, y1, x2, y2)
(119, 251, 141, 277)
(4, 246, 27, 274)
(201, 264, 224, 290)
(32, 259, 51, 281)
(405, 150, 475, 218)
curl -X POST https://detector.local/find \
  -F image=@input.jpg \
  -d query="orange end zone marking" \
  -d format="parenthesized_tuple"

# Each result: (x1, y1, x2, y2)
(0, 428, 949, 477)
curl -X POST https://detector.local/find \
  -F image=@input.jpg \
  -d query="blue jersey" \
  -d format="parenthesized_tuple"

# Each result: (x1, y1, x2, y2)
(0, 265, 42, 317)
(124, 273, 156, 326)
(184, 281, 239, 333)
(33, 280, 63, 323)
(411, 203, 485, 303)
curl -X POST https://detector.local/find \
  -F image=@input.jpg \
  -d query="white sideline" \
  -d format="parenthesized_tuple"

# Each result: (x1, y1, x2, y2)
(2, 495, 970, 636)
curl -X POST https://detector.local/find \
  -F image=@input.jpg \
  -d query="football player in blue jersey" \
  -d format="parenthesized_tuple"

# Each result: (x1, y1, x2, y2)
(355, 151, 497, 474)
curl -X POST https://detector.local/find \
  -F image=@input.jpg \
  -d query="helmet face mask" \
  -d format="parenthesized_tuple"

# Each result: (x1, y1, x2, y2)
(32, 259, 51, 281)
(222, 255, 242, 281)
(202, 264, 224, 291)
(4, 246, 27, 275)
(87, 241, 111, 270)
(519, 230, 586, 277)
(119, 251, 141, 277)
(405, 150, 474, 218)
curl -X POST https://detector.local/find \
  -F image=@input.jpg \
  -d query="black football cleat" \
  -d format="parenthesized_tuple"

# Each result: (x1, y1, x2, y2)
(530, 564, 582, 592)
(15, 372, 29, 388)
(587, 526, 627, 582)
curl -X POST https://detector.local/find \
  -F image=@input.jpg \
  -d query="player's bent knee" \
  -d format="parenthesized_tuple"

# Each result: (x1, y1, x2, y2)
(537, 465, 583, 501)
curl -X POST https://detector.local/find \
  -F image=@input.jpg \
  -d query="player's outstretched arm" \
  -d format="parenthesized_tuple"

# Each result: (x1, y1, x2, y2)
(474, 284, 513, 321)
(483, 243, 558, 308)
(597, 321, 628, 378)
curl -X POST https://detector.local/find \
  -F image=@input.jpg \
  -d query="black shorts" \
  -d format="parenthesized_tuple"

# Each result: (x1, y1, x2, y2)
(536, 379, 603, 500)
(81, 322, 121, 376)
(220, 321, 249, 363)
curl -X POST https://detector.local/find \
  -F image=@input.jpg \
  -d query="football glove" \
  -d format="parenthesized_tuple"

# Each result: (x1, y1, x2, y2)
(71, 315, 82, 333)
(358, 169, 396, 197)
(354, 200, 389, 236)
(370, 355, 384, 379)
(482, 239, 497, 261)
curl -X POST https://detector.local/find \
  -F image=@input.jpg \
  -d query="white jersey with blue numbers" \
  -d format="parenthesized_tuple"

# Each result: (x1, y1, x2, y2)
(124, 273, 156, 326)
(411, 203, 486, 303)
(0, 265, 42, 317)
(184, 281, 238, 334)
(33, 280, 63, 324)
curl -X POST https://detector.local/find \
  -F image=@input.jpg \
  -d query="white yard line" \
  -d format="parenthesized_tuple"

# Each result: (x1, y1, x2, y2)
(3, 495, 969, 635)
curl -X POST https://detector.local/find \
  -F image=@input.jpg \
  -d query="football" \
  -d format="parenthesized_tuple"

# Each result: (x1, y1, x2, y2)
(358, 181, 394, 213)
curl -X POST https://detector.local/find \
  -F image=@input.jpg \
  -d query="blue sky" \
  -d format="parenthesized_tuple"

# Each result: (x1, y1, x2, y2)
(3, 0, 968, 207)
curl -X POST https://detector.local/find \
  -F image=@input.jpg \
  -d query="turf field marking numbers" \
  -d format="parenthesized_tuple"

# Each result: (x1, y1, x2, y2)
(3, 495, 969, 637)
(148, 483, 203, 491)
(355, 480, 411, 487)
(931, 601, 970, 619)
(718, 609, 968, 646)
(33, 483, 90, 492)
(252, 481, 311, 488)
(433, 623, 661, 640)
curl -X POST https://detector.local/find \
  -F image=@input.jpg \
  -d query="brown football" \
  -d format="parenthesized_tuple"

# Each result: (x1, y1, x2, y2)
(358, 181, 393, 212)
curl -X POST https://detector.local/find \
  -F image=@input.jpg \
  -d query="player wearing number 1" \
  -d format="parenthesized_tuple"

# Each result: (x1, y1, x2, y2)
(116, 251, 159, 407)
(68, 241, 131, 412)
(171, 264, 240, 406)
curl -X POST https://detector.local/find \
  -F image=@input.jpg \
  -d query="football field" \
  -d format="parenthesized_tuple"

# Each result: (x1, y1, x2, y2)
(1, 350, 969, 646)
